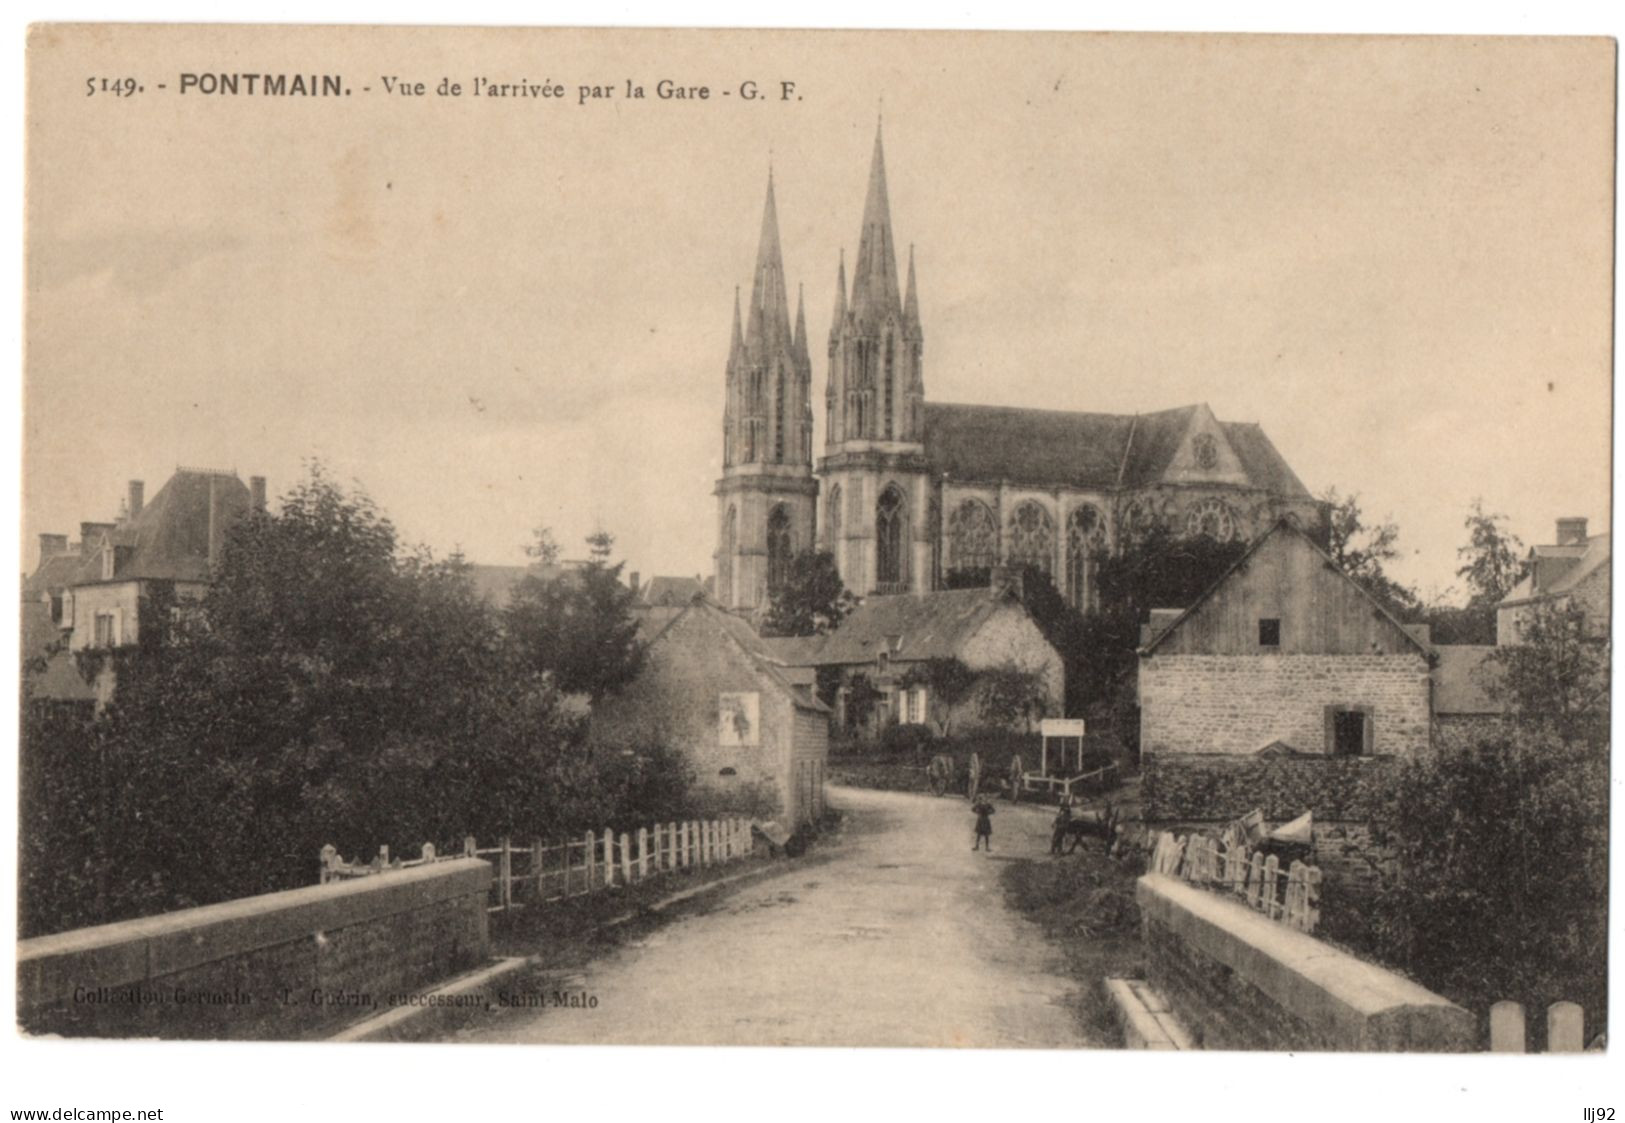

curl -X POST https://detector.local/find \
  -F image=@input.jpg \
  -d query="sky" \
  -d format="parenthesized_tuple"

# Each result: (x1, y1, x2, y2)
(23, 27, 1615, 603)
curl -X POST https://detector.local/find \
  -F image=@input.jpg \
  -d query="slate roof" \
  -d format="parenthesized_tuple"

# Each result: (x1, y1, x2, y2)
(760, 586, 1019, 667)
(921, 401, 1310, 498)
(1500, 532, 1609, 607)
(641, 575, 707, 607)
(34, 470, 256, 588)
(19, 598, 96, 703)
(644, 598, 829, 713)
(1433, 646, 1506, 715)
(22, 552, 85, 596)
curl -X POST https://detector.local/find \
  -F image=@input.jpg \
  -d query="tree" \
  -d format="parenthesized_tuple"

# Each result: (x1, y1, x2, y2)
(18, 468, 680, 937)
(1457, 498, 1527, 608)
(1320, 488, 1422, 620)
(898, 656, 980, 737)
(1485, 598, 1609, 746)
(503, 530, 644, 701)
(844, 672, 883, 730)
(974, 663, 1050, 730)
(761, 549, 856, 637)
(1073, 524, 1250, 736)
(1372, 725, 1608, 1046)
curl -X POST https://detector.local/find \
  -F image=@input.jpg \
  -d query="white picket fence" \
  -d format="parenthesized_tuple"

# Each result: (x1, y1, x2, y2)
(1489, 999, 1602, 1053)
(319, 817, 757, 913)
(1149, 830, 1322, 935)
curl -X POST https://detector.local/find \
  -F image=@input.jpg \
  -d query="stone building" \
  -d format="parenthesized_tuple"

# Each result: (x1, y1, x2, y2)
(589, 595, 830, 826)
(712, 123, 1322, 615)
(1137, 520, 1434, 760)
(762, 581, 1063, 734)
(1497, 516, 1610, 644)
(23, 468, 264, 703)
(1136, 519, 1437, 888)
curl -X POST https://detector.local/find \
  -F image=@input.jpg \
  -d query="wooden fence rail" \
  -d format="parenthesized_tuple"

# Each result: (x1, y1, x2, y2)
(1150, 830, 1322, 935)
(319, 816, 757, 913)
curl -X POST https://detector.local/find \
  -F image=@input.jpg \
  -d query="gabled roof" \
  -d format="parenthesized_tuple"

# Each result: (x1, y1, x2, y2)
(761, 586, 1021, 667)
(921, 401, 1311, 498)
(1432, 646, 1506, 715)
(44, 470, 255, 587)
(643, 598, 829, 713)
(641, 575, 707, 607)
(1137, 519, 1432, 657)
(1500, 532, 1610, 607)
(22, 552, 85, 597)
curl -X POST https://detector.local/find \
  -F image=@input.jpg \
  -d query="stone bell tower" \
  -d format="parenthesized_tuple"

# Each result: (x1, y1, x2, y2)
(714, 170, 817, 612)
(819, 122, 930, 596)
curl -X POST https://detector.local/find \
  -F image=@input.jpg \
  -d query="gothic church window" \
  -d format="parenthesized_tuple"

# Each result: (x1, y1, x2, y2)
(946, 499, 997, 580)
(1008, 501, 1055, 576)
(1186, 498, 1236, 542)
(1065, 504, 1106, 609)
(767, 505, 793, 596)
(876, 485, 907, 592)
(1120, 498, 1156, 544)
(827, 483, 843, 549)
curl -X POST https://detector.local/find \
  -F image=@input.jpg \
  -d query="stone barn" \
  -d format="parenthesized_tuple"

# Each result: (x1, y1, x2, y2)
(590, 596, 830, 827)
(1136, 520, 1434, 887)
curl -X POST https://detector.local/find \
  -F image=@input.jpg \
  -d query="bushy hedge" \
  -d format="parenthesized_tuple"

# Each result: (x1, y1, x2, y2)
(18, 470, 693, 939)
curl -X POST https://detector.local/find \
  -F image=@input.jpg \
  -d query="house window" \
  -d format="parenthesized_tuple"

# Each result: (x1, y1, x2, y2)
(1325, 705, 1374, 757)
(906, 686, 928, 724)
(1259, 618, 1281, 647)
(93, 611, 117, 648)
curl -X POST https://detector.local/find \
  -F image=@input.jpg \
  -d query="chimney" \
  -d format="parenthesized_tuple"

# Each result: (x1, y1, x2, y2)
(127, 480, 145, 519)
(1556, 517, 1589, 546)
(37, 533, 68, 567)
(250, 475, 267, 512)
(628, 570, 641, 596)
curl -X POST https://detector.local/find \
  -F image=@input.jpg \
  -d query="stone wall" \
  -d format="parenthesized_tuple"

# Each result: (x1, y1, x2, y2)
(1138, 873, 1473, 1051)
(1139, 653, 1431, 757)
(18, 858, 491, 1040)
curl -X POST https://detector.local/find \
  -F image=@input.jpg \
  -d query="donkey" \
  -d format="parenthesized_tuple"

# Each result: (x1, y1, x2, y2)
(1058, 800, 1120, 854)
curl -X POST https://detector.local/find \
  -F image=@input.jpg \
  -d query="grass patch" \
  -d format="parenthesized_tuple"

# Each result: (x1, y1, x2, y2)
(999, 846, 1146, 1044)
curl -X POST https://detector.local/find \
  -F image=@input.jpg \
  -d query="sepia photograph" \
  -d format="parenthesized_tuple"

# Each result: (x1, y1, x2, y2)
(8, 15, 1618, 1112)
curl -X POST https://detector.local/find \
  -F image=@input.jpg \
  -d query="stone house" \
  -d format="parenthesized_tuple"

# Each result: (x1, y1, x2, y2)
(1136, 520, 1438, 886)
(589, 596, 830, 827)
(1138, 520, 1434, 760)
(1497, 516, 1610, 644)
(761, 581, 1064, 734)
(23, 469, 263, 704)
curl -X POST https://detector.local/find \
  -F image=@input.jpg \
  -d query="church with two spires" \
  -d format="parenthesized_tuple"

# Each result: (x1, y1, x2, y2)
(713, 124, 1322, 619)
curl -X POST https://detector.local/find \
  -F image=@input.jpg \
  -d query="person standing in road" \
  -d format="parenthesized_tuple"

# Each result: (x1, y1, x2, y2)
(972, 797, 995, 851)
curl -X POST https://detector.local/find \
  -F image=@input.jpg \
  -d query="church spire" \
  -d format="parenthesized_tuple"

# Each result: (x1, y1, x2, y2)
(792, 283, 809, 365)
(903, 243, 920, 335)
(745, 169, 793, 358)
(729, 285, 744, 356)
(850, 119, 902, 325)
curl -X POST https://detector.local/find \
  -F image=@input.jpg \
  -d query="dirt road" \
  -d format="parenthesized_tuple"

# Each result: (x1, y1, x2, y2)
(450, 785, 1095, 1048)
